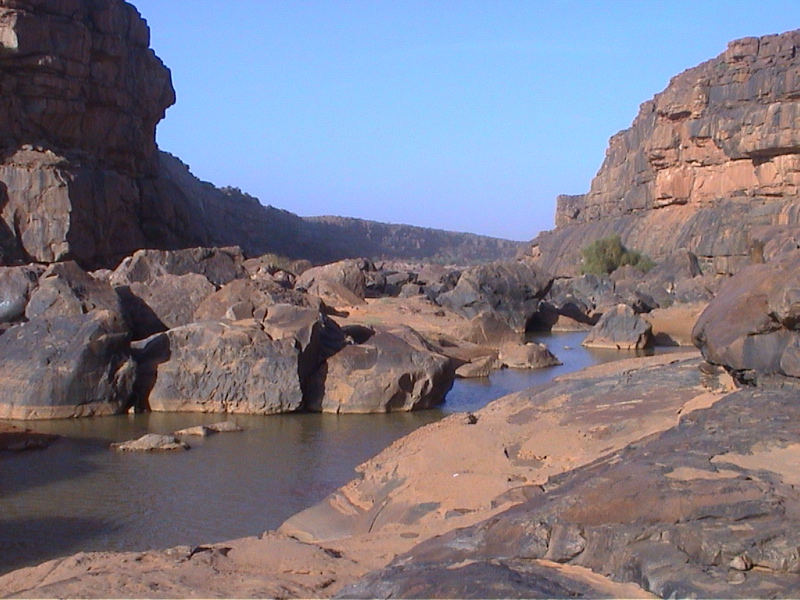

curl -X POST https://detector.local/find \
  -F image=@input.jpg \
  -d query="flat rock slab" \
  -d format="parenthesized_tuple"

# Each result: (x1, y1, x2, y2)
(0, 533, 366, 599)
(346, 386, 800, 598)
(111, 434, 189, 452)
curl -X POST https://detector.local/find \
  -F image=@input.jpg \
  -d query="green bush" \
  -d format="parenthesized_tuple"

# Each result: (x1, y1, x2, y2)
(580, 235, 655, 276)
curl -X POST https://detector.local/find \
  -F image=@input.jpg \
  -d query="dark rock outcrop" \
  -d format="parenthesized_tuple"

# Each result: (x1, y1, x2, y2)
(436, 261, 553, 332)
(24, 260, 123, 320)
(529, 30, 800, 277)
(0, 309, 135, 419)
(305, 326, 454, 413)
(110, 246, 246, 287)
(132, 320, 304, 415)
(0, 0, 177, 267)
(0, 264, 43, 322)
(582, 304, 653, 350)
(116, 273, 216, 340)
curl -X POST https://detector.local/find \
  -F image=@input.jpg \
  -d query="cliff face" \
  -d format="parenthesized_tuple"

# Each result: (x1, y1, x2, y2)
(0, 0, 181, 267)
(531, 30, 800, 277)
(0, 0, 518, 268)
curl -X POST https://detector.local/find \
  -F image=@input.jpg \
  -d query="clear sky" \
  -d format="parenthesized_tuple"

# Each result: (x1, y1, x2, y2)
(132, 1, 800, 242)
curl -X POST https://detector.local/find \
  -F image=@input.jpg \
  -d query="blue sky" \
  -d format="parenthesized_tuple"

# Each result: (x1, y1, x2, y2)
(133, 1, 800, 241)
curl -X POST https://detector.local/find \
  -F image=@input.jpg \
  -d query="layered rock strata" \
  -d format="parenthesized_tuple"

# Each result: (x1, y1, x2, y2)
(0, 0, 178, 267)
(530, 30, 800, 277)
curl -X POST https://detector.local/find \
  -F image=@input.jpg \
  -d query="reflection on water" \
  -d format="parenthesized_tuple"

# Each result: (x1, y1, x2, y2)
(0, 331, 674, 574)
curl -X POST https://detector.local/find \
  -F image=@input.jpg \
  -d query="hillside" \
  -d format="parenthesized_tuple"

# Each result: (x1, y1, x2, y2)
(154, 153, 522, 265)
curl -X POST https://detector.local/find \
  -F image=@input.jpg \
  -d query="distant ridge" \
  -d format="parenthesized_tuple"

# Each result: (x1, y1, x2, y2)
(156, 152, 523, 265)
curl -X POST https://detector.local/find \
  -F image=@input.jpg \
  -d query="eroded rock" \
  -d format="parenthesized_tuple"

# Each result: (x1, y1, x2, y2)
(0, 309, 135, 419)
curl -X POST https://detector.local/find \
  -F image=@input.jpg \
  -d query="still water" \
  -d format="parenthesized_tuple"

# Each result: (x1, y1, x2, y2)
(0, 331, 656, 574)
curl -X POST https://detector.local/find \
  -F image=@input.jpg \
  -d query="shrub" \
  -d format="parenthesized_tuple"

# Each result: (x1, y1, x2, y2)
(580, 235, 655, 276)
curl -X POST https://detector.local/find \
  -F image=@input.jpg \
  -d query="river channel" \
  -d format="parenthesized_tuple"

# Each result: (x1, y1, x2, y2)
(0, 331, 668, 574)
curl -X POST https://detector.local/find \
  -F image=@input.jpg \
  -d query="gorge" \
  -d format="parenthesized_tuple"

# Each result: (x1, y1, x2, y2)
(3, 1, 800, 598)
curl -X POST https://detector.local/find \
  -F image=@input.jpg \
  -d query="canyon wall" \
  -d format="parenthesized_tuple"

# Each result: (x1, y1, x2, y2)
(530, 30, 800, 277)
(0, 0, 189, 267)
(0, 0, 518, 269)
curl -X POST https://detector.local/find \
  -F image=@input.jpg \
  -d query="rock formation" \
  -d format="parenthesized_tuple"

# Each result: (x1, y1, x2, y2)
(693, 248, 800, 383)
(0, 0, 177, 267)
(530, 30, 800, 277)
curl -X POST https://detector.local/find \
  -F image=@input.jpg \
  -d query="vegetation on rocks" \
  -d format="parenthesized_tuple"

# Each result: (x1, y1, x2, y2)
(580, 235, 655, 276)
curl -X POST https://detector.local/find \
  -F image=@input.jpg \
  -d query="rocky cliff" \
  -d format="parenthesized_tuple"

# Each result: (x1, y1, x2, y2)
(0, 0, 518, 269)
(0, 0, 182, 267)
(530, 30, 800, 277)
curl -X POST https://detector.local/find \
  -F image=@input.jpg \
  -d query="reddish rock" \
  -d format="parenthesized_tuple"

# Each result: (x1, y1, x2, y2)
(529, 30, 800, 277)
(0, 0, 176, 266)
(692, 249, 800, 381)
(194, 278, 315, 322)
(498, 342, 561, 369)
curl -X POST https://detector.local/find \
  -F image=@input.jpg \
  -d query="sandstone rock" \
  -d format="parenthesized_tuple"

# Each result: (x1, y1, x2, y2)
(0, 423, 57, 452)
(436, 260, 553, 332)
(582, 304, 653, 350)
(455, 311, 521, 345)
(454, 354, 499, 379)
(529, 30, 800, 277)
(133, 320, 303, 414)
(644, 301, 708, 347)
(25, 261, 124, 321)
(295, 259, 369, 300)
(116, 273, 216, 339)
(0, 310, 135, 419)
(498, 342, 561, 369)
(305, 327, 454, 413)
(173, 421, 242, 437)
(0, 264, 43, 322)
(111, 434, 189, 452)
(692, 249, 800, 381)
(345, 387, 800, 599)
(194, 278, 316, 322)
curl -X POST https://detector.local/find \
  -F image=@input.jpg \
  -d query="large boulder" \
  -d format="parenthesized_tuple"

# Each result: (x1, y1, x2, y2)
(692, 249, 800, 381)
(0, 310, 136, 419)
(295, 259, 369, 299)
(133, 320, 304, 414)
(116, 273, 216, 340)
(436, 261, 553, 332)
(582, 304, 653, 350)
(25, 261, 125, 321)
(110, 247, 246, 287)
(497, 342, 561, 369)
(0, 264, 44, 323)
(305, 326, 454, 413)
